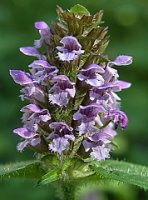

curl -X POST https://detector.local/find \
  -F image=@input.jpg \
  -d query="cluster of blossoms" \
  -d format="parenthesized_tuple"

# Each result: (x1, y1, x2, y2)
(10, 9, 132, 160)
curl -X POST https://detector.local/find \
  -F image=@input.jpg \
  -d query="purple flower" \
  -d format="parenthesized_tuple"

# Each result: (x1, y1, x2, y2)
(49, 75, 75, 107)
(20, 84, 45, 102)
(77, 64, 105, 87)
(29, 60, 58, 84)
(76, 121, 98, 136)
(14, 127, 37, 139)
(109, 55, 133, 67)
(90, 87, 120, 111)
(20, 47, 44, 59)
(10, 69, 45, 102)
(103, 66, 119, 83)
(117, 80, 131, 89)
(73, 104, 105, 123)
(13, 126, 41, 152)
(56, 36, 84, 62)
(90, 81, 131, 108)
(97, 81, 131, 91)
(9, 9, 132, 161)
(21, 103, 51, 128)
(73, 104, 106, 135)
(34, 21, 51, 48)
(48, 122, 75, 155)
(83, 130, 113, 160)
(90, 145, 111, 160)
(10, 70, 33, 85)
(104, 110, 128, 129)
(103, 55, 133, 83)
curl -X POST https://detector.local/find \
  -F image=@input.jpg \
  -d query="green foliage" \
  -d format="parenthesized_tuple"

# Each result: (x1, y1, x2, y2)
(91, 160, 148, 190)
(0, 160, 45, 179)
(1, 156, 148, 199)
(37, 168, 61, 186)
(1, 156, 147, 191)
(75, 179, 135, 200)
(67, 158, 94, 179)
(70, 4, 90, 15)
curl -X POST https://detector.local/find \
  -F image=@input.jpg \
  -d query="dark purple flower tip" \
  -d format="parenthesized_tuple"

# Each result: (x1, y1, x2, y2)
(109, 55, 133, 66)
(13, 127, 36, 139)
(56, 36, 84, 62)
(73, 104, 106, 122)
(107, 110, 128, 129)
(77, 64, 105, 87)
(20, 47, 42, 59)
(10, 70, 33, 85)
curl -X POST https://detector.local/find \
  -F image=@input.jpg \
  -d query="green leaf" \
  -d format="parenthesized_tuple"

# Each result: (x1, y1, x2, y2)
(70, 4, 90, 15)
(68, 158, 94, 179)
(41, 154, 60, 171)
(91, 160, 148, 190)
(0, 160, 45, 179)
(37, 168, 61, 186)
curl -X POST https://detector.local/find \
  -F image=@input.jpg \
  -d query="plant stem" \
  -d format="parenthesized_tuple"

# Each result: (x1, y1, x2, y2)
(58, 180, 75, 200)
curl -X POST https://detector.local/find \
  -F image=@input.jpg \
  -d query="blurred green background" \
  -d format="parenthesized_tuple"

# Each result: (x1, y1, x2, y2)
(0, 0, 148, 199)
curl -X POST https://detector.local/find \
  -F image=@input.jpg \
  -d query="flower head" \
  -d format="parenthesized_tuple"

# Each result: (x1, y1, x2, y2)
(10, 6, 132, 161)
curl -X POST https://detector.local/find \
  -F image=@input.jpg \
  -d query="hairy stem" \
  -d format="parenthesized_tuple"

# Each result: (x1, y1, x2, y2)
(58, 180, 75, 200)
